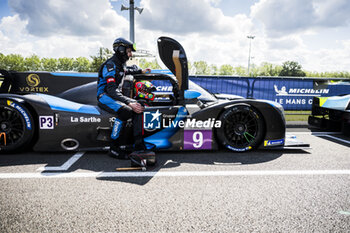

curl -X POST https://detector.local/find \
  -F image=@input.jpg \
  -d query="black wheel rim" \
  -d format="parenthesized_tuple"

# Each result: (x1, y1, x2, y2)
(223, 107, 259, 149)
(0, 106, 25, 147)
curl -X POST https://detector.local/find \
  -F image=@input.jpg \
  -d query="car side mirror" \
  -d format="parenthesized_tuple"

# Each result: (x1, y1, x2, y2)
(184, 90, 201, 99)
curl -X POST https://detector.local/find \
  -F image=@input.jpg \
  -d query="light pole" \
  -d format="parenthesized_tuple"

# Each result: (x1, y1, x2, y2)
(247, 35, 255, 76)
(121, 0, 143, 43)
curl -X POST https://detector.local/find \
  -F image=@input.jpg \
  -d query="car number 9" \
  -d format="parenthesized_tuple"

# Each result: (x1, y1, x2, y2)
(192, 131, 203, 148)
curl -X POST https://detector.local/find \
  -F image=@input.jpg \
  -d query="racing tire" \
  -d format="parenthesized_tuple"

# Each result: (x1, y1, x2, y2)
(0, 99, 34, 152)
(216, 104, 265, 152)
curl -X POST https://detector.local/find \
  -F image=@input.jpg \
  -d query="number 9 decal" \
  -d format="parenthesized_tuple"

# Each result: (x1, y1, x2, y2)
(184, 130, 212, 150)
(192, 131, 203, 148)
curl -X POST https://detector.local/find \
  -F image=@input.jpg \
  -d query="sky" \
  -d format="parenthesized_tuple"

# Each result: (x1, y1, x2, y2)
(1, 0, 350, 72)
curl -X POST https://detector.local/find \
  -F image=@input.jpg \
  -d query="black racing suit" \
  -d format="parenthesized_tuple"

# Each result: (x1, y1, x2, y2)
(97, 53, 144, 150)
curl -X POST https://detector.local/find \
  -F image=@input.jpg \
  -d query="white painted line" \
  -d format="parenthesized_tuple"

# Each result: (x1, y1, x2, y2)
(320, 135, 350, 146)
(213, 162, 242, 165)
(291, 131, 350, 145)
(339, 211, 350, 216)
(36, 152, 85, 171)
(287, 132, 341, 135)
(1, 169, 350, 179)
(312, 132, 343, 136)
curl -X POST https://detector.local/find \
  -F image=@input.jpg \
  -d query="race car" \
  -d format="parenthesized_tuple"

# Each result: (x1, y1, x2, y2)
(308, 95, 350, 135)
(0, 37, 303, 153)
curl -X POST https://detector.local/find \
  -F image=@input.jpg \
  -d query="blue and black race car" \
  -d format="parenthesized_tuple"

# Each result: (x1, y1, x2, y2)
(0, 37, 304, 153)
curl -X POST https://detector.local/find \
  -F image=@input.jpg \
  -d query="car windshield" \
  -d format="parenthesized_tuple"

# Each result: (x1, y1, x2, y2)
(189, 80, 217, 102)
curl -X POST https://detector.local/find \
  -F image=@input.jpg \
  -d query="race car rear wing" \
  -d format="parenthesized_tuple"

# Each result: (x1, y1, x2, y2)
(0, 69, 97, 95)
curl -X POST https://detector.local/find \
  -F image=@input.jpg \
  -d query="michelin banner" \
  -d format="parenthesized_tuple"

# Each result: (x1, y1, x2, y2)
(152, 71, 350, 111)
(189, 76, 350, 111)
(251, 78, 350, 110)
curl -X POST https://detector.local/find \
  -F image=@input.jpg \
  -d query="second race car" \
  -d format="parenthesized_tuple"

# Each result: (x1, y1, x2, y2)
(308, 95, 350, 135)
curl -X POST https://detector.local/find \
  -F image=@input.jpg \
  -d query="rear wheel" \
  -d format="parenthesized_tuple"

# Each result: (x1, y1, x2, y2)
(217, 105, 265, 152)
(0, 99, 34, 152)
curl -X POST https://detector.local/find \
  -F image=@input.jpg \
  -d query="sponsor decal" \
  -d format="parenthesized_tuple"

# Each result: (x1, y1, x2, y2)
(39, 116, 54, 129)
(19, 74, 49, 93)
(264, 139, 285, 147)
(226, 145, 252, 152)
(70, 116, 101, 123)
(164, 118, 221, 129)
(273, 84, 330, 106)
(107, 78, 115, 83)
(144, 110, 162, 131)
(7, 100, 32, 130)
(274, 85, 329, 97)
(184, 130, 212, 150)
(26, 74, 40, 87)
(19, 86, 49, 92)
(156, 86, 173, 92)
(111, 118, 122, 140)
(143, 110, 221, 132)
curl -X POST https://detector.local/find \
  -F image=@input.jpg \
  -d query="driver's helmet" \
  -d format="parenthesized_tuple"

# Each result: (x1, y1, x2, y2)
(113, 37, 136, 62)
(134, 81, 156, 101)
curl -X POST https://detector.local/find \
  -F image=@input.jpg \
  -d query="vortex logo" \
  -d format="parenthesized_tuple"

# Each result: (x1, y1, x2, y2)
(26, 74, 40, 87)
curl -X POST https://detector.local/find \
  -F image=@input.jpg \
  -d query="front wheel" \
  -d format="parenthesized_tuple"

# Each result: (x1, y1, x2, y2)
(0, 99, 34, 152)
(216, 105, 265, 152)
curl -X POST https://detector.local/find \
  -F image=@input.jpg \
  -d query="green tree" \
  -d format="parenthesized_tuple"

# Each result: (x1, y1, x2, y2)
(188, 61, 194, 74)
(219, 64, 234, 75)
(279, 61, 306, 77)
(58, 57, 74, 71)
(249, 64, 260, 77)
(138, 58, 148, 69)
(1, 54, 25, 71)
(41, 58, 58, 71)
(139, 58, 161, 69)
(24, 55, 41, 71)
(305, 71, 350, 78)
(233, 66, 247, 76)
(193, 61, 209, 75)
(209, 64, 218, 75)
(0, 53, 5, 70)
(73, 57, 91, 72)
(256, 62, 282, 76)
(90, 47, 113, 72)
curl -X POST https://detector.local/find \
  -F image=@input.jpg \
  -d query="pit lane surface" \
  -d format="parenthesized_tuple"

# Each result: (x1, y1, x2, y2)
(0, 129, 349, 232)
